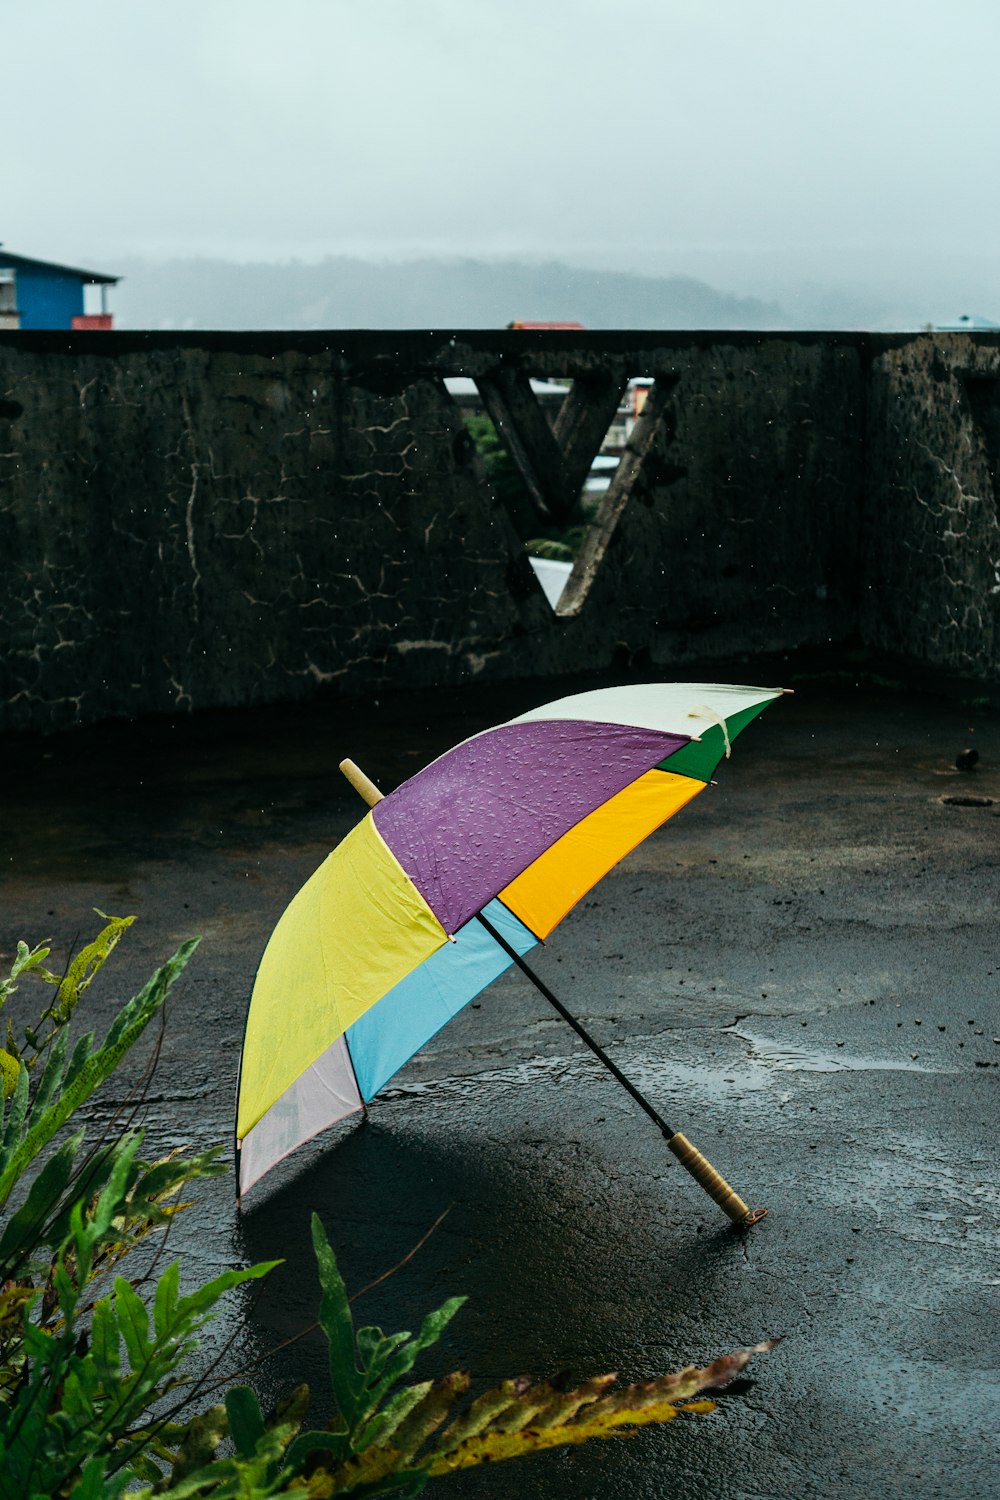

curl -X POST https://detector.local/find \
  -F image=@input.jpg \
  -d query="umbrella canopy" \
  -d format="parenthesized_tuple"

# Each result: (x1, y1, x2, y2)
(236, 682, 782, 1196)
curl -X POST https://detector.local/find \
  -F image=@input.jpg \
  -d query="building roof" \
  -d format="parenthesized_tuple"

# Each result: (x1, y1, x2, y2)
(0, 248, 119, 285)
(932, 313, 1000, 331)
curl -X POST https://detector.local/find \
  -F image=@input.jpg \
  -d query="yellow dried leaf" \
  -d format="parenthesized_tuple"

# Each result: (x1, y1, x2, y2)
(423, 1342, 777, 1476)
(427, 1395, 705, 1474)
(0, 1048, 21, 1099)
(50, 912, 136, 1020)
(326, 1446, 406, 1490)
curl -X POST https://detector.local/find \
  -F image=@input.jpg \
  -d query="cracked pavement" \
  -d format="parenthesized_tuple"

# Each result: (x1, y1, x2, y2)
(2, 666, 998, 1498)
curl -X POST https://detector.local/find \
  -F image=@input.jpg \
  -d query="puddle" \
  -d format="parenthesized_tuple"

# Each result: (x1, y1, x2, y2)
(382, 1052, 611, 1103)
(381, 1036, 773, 1113)
(730, 1029, 937, 1074)
(378, 1022, 945, 1119)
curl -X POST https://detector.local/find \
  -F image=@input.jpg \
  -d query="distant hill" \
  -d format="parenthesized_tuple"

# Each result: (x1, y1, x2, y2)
(112, 255, 787, 331)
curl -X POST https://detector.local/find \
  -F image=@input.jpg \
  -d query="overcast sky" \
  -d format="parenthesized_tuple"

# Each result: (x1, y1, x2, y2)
(6, 1, 1000, 323)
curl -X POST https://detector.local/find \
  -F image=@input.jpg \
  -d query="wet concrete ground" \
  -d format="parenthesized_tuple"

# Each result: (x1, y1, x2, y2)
(2, 662, 999, 1499)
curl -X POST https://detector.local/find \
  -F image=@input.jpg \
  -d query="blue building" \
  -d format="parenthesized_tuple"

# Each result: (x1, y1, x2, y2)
(0, 248, 119, 330)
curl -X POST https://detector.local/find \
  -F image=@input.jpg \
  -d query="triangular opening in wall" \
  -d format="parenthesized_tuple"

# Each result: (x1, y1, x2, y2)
(445, 370, 674, 615)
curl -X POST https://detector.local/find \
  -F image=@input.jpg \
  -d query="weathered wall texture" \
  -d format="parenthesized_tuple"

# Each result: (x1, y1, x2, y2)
(0, 329, 997, 733)
(863, 334, 1000, 679)
(0, 337, 547, 729)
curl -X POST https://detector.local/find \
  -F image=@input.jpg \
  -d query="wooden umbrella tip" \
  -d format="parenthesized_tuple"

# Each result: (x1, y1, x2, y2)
(339, 758, 384, 806)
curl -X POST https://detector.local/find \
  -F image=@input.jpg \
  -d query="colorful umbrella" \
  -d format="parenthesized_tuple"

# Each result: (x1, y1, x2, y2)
(235, 682, 784, 1215)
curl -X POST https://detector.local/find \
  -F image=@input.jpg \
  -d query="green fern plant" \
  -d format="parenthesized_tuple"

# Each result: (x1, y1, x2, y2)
(0, 919, 775, 1498)
(0, 1139, 275, 1499)
(132, 1212, 774, 1498)
(0, 918, 271, 1497)
(0, 911, 135, 1090)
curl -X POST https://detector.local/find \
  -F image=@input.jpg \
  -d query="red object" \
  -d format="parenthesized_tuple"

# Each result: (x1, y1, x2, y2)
(71, 314, 113, 331)
(508, 320, 586, 330)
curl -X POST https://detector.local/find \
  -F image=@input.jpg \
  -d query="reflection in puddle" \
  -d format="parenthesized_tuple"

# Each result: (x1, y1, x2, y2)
(730, 1031, 936, 1075)
(380, 1025, 941, 1118)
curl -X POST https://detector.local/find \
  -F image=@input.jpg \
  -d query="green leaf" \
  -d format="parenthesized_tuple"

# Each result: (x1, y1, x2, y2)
(225, 1385, 266, 1460)
(11, 939, 37, 979)
(153, 1260, 181, 1340)
(44, 1135, 142, 1254)
(0, 1127, 84, 1274)
(71, 1454, 131, 1500)
(175, 1260, 279, 1323)
(356, 1326, 410, 1386)
(310, 1212, 366, 1426)
(89, 1297, 121, 1380)
(88, 1131, 145, 1243)
(281, 1426, 353, 1479)
(356, 1379, 433, 1452)
(0, 940, 52, 1005)
(392, 1372, 470, 1463)
(138, 1145, 226, 1202)
(0, 940, 199, 1208)
(433, 1375, 550, 1454)
(125, 1450, 167, 1486)
(165, 1402, 228, 1483)
(325, 1445, 430, 1497)
(147, 1437, 309, 1500)
(28, 1026, 70, 1118)
(53, 1251, 83, 1321)
(113, 1275, 152, 1368)
(362, 1296, 467, 1422)
(63, 1031, 95, 1092)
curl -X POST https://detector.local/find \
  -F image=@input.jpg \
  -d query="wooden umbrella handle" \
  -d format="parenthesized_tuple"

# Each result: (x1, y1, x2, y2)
(340, 758, 384, 806)
(667, 1132, 767, 1226)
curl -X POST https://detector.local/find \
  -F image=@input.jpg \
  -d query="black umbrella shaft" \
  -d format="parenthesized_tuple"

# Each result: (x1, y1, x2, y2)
(474, 912, 676, 1140)
(336, 758, 759, 1226)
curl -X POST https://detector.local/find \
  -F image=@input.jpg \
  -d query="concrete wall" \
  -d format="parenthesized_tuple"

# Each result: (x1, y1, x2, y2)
(1, 328, 997, 733)
(862, 334, 1000, 681)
